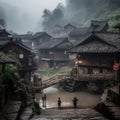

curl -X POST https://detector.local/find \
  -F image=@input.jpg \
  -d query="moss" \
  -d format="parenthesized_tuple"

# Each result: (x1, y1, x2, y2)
(32, 101, 41, 115)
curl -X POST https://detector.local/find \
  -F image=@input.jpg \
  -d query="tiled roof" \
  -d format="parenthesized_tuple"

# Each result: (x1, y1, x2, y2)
(13, 34, 32, 40)
(88, 20, 108, 32)
(69, 27, 88, 37)
(32, 32, 51, 39)
(38, 38, 69, 49)
(69, 32, 120, 53)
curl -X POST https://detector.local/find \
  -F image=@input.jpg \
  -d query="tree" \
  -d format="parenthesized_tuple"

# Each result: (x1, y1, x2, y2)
(0, 52, 22, 93)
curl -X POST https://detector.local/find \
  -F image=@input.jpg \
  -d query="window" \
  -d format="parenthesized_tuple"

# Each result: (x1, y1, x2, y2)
(19, 54, 24, 59)
(100, 68, 103, 73)
(87, 68, 93, 74)
(28, 57, 33, 66)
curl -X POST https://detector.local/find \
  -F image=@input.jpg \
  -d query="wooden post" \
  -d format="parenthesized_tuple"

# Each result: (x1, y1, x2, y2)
(118, 70, 120, 95)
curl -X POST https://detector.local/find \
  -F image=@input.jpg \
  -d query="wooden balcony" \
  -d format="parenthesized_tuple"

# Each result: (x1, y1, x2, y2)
(72, 73, 115, 81)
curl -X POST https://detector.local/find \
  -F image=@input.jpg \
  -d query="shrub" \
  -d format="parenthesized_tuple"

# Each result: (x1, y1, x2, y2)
(32, 101, 41, 115)
(87, 82, 99, 93)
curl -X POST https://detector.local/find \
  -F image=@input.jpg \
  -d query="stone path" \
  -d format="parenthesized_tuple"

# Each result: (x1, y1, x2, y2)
(20, 106, 33, 120)
(31, 108, 109, 120)
(104, 102, 120, 120)
(4, 101, 22, 120)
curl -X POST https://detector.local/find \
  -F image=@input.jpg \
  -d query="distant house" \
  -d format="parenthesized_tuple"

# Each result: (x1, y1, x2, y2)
(69, 20, 109, 44)
(0, 29, 11, 42)
(13, 34, 33, 48)
(51, 23, 76, 38)
(69, 27, 89, 43)
(88, 20, 108, 32)
(32, 32, 52, 48)
(64, 23, 76, 33)
(0, 39, 37, 80)
(38, 37, 72, 68)
(69, 32, 120, 81)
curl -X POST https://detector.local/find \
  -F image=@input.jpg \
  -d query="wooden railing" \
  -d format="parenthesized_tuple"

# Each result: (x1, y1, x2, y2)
(41, 74, 70, 89)
(73, 73, 115, 81)
(26, 74, 70, 92)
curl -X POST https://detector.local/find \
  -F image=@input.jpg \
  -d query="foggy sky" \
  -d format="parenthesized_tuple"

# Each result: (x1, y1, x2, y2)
(0, 0, 66, 33)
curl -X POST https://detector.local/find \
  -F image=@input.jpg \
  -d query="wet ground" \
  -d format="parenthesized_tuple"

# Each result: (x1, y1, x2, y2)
(35, 86, 101, 109)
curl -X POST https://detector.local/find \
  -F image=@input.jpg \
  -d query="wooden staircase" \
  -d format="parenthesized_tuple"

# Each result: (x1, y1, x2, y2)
(63, 79, 76, 92)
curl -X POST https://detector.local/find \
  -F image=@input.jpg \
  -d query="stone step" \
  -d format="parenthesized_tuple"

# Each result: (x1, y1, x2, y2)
(20, 107, 33, 120)
(64, 85, 74, 91)
(104, 102, 120, 120)
(30, 108, 108, 120)
(66, 81, 75, 86)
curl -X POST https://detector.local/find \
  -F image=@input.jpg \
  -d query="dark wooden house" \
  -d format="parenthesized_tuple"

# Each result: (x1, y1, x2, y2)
(32, 32, 52, 48)
(13, 34, 33, 48)
(88, 20, 108, 32)
(0, 39, 37, 80)
(64, 23, 76, 33)
(69, 20, 109, 44)
(38, 37, 72, 68)
(69, 32, 120, 81)
(69, 27, 89, 43)
(51, 24, 76, 38)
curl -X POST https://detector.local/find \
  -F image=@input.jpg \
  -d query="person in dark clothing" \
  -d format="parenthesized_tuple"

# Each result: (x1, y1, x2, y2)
(42, 96, 45, 107)
(73, 97, 78, 108)
(58, 97, 61, 109)
(44, 94, 46, 108)
(42, 94, 47, 108)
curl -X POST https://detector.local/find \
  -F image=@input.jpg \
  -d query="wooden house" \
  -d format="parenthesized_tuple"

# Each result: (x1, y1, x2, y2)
(64, 23, 76, 33)
(0, 39, 37, 80)
(32, 32, 52, 48)
(69, 27, 89, 43)
(13, 34, 33, 48)
(0, 29, 11, 42)
(88, 20, 108, 32)
(38, 37, 72, 68)
(69, 32, 120, 81)
(50, 24, 65, 37)
(69, 20, 109, 44)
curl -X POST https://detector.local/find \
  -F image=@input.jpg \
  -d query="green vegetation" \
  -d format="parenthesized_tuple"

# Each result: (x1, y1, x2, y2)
(38, 66, 71, 80)
(97, 9, 120, 31)
(87, 82, 99, 94)
(0, 52, 22, 92)
(32, 101, 41, 115)
(42, 0, 120, 31)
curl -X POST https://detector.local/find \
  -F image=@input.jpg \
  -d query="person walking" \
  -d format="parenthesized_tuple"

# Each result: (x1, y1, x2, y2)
(42, 96, 45, 107)
(42, 94, 47, 108)
(58, 97, 61, 109)
(73, 97, 78, 108)
(44, 94, 46, 108)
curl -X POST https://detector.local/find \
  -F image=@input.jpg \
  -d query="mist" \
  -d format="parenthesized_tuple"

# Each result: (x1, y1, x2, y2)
(0, 0, 66, 33)
(41, 0, 120, 31)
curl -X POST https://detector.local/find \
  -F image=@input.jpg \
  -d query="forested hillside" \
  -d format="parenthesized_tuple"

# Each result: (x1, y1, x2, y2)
(0, 0, 120, 32)
(42, 0, 120, 31)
